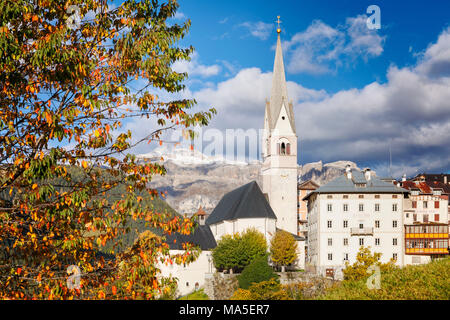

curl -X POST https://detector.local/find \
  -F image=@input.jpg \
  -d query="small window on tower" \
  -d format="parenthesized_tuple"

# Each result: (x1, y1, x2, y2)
(280, 142, 286, 155)
(282, 116, 285, 120)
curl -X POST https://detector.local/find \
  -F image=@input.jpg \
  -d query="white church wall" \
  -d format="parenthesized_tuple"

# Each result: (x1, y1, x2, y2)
(158, 250, 214, 297)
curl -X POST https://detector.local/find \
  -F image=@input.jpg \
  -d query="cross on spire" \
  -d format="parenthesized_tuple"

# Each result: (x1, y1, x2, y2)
(276, 16, 282, 33)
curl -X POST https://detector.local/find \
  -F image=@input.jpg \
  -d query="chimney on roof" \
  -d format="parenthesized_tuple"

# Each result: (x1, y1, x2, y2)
(345, 164, 352, 179)
(402, 174, 407, 182)
(364, 168, 371, 181)
(445, 176, 448, 184)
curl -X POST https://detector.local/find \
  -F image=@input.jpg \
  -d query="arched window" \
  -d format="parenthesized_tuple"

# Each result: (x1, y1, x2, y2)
(277, 139, 291, 156)
(280, 142, 286, 155)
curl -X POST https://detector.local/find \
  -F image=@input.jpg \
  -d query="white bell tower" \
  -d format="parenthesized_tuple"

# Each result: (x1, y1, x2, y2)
(261, 19, 298, 235)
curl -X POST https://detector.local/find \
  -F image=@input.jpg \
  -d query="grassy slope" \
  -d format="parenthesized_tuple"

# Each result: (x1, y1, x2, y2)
(179, 289, 210, 300)
(319, 257, 450, 300)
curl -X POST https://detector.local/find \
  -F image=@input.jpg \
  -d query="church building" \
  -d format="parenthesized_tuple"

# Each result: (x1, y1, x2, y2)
(205, 24, 305, 268)
(159, 24, 306, 297)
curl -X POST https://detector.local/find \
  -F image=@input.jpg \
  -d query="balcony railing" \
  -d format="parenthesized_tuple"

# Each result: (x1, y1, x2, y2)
(350, 227, 374, 236)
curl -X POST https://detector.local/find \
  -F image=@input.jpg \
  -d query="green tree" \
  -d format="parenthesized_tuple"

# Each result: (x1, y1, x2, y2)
(236, 228, 267, 269)
(270, 230, 298, 269)
(212, 228, 267, 273)
(211, 234, 239, 272)
(0, 0, 214, 299)
(238, 255, 278, 289)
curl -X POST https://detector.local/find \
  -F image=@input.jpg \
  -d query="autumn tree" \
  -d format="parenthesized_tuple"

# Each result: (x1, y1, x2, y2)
(269, 230, 298, 270)
(343, 246, 397, 281)
(0, 0, 214, 299)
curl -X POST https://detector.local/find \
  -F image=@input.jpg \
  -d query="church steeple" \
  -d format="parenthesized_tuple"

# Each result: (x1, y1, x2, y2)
(266, 22, 296, 134)
(261, 18, 298, 236)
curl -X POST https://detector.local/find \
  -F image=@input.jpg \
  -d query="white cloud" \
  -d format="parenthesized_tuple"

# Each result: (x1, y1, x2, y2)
(191, 68, 327, 131)
(188, 27, 450, 175)
(239, 21, 274, 40)
(416, 26, 450, 78)
(173, 11, 186, 20)
(292, 27, 450, 174)
(284, 15, 385, 74)
(125, 27, 450, 176)
(172, 52, 221, 78)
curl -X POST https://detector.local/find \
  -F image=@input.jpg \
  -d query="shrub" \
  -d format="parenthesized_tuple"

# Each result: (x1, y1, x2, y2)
(231, 279, 291, 300)
(270, 230, 298, 269)
(230, 288, 252, 300)
(238, 255, 278, 289)
(320, 257, 450, 300)
(282, 282, 314, 300)
(179, 289, 209, 300)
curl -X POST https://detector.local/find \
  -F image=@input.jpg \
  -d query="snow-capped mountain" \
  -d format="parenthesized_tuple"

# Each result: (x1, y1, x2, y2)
(137, 147, 363, 216)
(137, 146, 256, 166)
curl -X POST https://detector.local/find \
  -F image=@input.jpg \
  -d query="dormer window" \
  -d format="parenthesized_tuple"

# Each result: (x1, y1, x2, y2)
(355, 183, 366, 188)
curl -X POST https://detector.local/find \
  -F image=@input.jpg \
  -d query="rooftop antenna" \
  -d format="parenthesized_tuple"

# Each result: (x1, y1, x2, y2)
(389, 140, 392, 178)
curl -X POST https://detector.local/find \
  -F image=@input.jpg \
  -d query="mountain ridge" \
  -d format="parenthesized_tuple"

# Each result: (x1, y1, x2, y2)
(138, 148, 364, 215)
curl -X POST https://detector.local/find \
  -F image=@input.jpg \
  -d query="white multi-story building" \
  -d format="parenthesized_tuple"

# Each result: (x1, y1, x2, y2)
(304, 166, 409, 278)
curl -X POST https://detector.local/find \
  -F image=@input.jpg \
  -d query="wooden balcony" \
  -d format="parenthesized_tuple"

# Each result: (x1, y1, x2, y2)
(405, 248, 448, 255)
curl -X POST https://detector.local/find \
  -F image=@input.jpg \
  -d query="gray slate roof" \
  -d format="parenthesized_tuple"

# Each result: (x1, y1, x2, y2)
(303, 170, 410, 201)
(165, 224, 217, 250)
(206, 181, 277, 225)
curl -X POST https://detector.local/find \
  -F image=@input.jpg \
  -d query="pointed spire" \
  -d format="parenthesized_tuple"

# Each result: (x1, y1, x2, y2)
(268, 23, 296, 133)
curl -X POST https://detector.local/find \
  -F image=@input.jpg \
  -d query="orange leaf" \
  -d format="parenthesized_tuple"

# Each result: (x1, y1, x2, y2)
(81, 160, 88, 169)
(17, 267, 22, 275)
(112, 286, 117, 295)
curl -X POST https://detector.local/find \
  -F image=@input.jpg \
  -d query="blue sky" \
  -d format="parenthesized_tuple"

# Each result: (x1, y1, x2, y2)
(117, 0, 450, 178)
(177, 0, 449, 91)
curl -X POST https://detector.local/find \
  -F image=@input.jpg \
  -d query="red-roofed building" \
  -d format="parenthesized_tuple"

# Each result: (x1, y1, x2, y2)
(400, 175, 449, 265)
(195, 206, 208, 226)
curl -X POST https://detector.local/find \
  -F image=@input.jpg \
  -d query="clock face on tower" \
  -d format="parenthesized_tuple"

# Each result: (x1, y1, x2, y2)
(280, 170, 289, 179)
